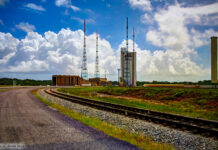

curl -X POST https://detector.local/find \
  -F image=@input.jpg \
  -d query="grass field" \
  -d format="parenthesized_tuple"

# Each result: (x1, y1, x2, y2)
(58, 87, 218, 121)
(32, 90, 174, 150)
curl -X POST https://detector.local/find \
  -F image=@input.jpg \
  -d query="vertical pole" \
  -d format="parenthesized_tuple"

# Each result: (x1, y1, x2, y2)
(81, 19, 88, 80)
(133, 27, 135, 52)
(95, 30, 100, 78)
(126, 17, 129, 86)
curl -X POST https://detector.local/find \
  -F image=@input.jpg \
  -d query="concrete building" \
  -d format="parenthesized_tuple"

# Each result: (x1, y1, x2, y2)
(120, 47, 136, 86)
(52, 75, 84, 86)
(211, 37, 218, 83)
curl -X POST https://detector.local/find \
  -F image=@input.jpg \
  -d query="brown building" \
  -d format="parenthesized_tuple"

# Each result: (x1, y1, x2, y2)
(52, 75, 83, 86)
(89, 78, 112, 86)
(211, 37, 218, 83)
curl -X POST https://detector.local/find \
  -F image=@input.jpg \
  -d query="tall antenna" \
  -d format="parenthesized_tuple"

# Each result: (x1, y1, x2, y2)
(133, 27, 135, 52)
(81, 19, 88, 80)
(105, 70, 106, 79)
(126, 17, 128, 52)
(95, 30, 100, 78)
(126, 17, 129, 86)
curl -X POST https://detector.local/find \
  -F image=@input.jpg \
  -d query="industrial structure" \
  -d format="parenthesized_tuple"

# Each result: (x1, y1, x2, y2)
(53, 18, 137, 87)
(95, 31, 100, 78)
(211, 36, 218, 83)
(81, 20, 88, 80)
(120, 17, 137, 87)
(52, 75, 83, 86)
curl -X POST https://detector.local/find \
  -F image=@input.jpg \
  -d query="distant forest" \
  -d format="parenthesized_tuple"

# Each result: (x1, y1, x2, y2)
(0, 78, 212, 86)
(0, 78, 52, 86)
(113, 80, 212, 86)
(136, 80, 212, 86)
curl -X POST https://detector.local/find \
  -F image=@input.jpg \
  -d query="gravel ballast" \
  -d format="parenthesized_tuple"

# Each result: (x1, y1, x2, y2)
(38, 89, 218, 150)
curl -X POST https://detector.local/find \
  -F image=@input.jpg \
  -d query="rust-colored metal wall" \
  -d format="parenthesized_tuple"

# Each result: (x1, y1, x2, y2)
(52, 75, 83, 86)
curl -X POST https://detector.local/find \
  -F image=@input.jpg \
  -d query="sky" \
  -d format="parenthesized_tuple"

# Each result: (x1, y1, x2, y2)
(0, 0, 218, 81)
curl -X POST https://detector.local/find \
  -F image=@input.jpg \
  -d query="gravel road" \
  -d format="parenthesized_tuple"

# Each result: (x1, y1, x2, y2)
(0, 88, 140, 150)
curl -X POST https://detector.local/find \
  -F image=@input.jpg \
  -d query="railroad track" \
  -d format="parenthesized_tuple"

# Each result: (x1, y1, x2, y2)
(44, 89, 218, 139)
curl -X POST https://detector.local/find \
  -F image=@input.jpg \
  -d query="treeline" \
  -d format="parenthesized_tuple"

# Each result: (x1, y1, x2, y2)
(136, 80, 212, 86)
(0, 78, 52, 86)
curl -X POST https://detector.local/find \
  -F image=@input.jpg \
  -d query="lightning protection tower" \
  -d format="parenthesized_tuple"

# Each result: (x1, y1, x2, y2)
(125, 17, 129, 86)
(95, 31, 100, 78)
(133, 27, 135, 52)
(81, 19, 88, 80)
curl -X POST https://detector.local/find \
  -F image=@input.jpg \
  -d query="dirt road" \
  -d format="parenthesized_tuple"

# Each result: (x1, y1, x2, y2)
(0, 88, 139, 150)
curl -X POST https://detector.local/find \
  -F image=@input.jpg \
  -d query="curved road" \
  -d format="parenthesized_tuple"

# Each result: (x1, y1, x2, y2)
(0, 88, 139, 150)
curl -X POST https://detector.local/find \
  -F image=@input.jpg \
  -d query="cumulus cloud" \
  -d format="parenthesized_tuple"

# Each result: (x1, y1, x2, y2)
(0, 29, 117, 78)
(146, 2, 218, 50)
(0, 26, 212, 81)
(24, 3, 46, 11)
(15, 22, 36, 33)
(0, 33, 19, 66)
(117, 39, 209, 81)
(128, 0, 152, 11)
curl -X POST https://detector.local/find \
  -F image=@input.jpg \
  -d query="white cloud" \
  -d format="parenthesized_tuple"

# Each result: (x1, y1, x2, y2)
(15, 22, 36, 33)
(128, 0, 152, 11)
(146, 2, 218, 50)
(0, 27, 212, 81)
(24, 3, 46, 11)
(140, 13, 153, 24)
(0, 0, 9, 6)
(0, 52, 15, 64)
(55, 0, 80, 12)
(70, 5, 80, 11)
(0, 29, 116, 78)
(0, 33, 19, 66)
(8, 60, 49, 72)
(55, 0, 70, 7)
(117, 39, 209, 81)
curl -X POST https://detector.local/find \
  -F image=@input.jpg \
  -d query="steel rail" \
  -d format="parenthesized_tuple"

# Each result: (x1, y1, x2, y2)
(44, 89, 218, 139)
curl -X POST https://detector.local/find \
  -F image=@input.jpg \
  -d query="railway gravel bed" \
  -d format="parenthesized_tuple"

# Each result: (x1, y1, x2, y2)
(38, 89, 218, 150)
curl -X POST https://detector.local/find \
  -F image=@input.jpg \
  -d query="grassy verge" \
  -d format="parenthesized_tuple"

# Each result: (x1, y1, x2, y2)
(32, 89, 174, 150)
(0, 89, 8, 92)
(58, 87, 218, 121)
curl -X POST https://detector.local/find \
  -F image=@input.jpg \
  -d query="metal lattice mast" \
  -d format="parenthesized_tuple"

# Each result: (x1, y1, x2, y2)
(133, 27, 135, 52)
(126, 17, 129, 86)
(81, 19, 88, 80)
(95, 31, 100, 78)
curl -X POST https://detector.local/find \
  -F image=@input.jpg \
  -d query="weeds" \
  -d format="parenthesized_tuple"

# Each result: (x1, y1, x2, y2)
(32, 90, 174, 150)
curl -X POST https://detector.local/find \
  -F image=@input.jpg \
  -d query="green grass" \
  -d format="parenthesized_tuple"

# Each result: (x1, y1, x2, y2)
(58, 87, 218, 121)
(32, 89, 174, 150)
(0, 89, 8, 92)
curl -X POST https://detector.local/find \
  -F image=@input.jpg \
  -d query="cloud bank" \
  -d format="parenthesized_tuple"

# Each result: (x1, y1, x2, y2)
(0, 27, 212, 81)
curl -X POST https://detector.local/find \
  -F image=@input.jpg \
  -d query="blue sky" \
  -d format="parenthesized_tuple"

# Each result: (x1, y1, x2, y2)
(0, 0, 218, 81)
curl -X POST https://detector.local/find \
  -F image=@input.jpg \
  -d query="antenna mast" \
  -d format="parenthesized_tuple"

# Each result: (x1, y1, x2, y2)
(133, 27, 135, 52)
(126, 17, 129, 86)
(95, 30, 100, 78)
(81, 19, 88, 80)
